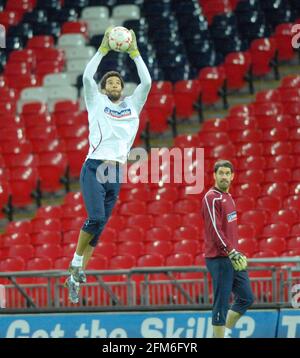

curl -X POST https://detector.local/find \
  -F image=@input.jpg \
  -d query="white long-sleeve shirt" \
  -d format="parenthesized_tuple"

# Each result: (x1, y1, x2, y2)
(82, 52, 151, 163)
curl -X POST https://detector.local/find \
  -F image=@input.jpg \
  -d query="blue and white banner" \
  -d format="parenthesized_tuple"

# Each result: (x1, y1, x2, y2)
(277, 309, 300, 338)
(0, 310, 278, 338)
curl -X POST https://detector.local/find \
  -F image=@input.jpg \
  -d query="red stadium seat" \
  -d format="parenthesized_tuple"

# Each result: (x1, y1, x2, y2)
(86, 255, 108, 270)
(2, 232, 31, 247)
(236, 143, 264, 157)
(274, 23, 296, 61)
(257, 115, 291, 130)
(261, 183, 289, 198)
(27, 125, 58, 140)
(174, 134, 199, 149)
(255, 89, 281, 103)
(165, 253, 194, 266)
(35, 244, 63, 260)
(27, 36, 55, 49)
(173, 226, 201, 241)
(119, 187, 151, 202)
(147, 200, 173, 215)
(145, 227, 172, 242)
(93, 242, 117, 259)
(264, 142, 292, 156)
(36, 205, 63, 219)
(257, 196, 282, 212)
(173, 79, 201, 118)
(224, 52, 251, 90)
(54, 256, 70, 270)
(286, 237, 300, 251)
(240, 210, 268, 235)
(233, 183, 261, 198)
(3, 153, 38, 169)
(61, 21, 88, 38)
(237, 238, 258, 257)
(250, 38, 277, 77)
(173, 199, 200, 214)
(235, 197, 256, 213)
(62, 243, 76, 258)
(65, 138, 89, 177)
(198, 131, 229, 147)
(21, 102, 48, 116)
(117, 241, 145, 259)
(0, 10, 22, 28)
(127, 215, 154, 230)
(109, 254, 136, 269)
(10, 167, 39, 206)
(291, 224, 300, 237)
(137, 254, 165, 267)
(252, 250, 277, 258)
(236, 170, 264, 184)
(8, 244, 34, 261)
(31, 218, 61, 233)
(145, 240, 173, 257)
(262, 223, 290, 239)
(229, 129, 263, 143)
(283, 195, 300, 211)
(174, 240, 201, 256)
(118, 227, 144, 242)
(119, 201, 147, 216)
(26, 257, 53, 270)
(0, 257, 25, 272)
(270, 209, 299, 226)
(0, 181, 11, 218)
(31, 231, 61, 246)
(57, 124, 88, 139)
(8, 74, 42, 90)
(5, 220, 32, 234)
(238, 225, 256, 240)
(259, 237, 286, 254)
(202, 118, 229, 133)
(264, 168, 291, 183)
(37, 152, 68, 192)
(61, 217, 85, 232)
(262, 128, 289, 142)
(182, 213, 204, 233)
(150, 186, 179, 201)
(154, 213, 182, 231)
(198, 66, 226, 105)
(149, 81, 173, 96)
(145, 94, 175, 133)
(4, 62, 30, 76)
(62, 230, 78, 245)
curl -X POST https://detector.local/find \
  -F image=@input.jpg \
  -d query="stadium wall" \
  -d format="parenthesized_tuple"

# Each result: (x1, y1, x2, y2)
(0, 309, 299, 338)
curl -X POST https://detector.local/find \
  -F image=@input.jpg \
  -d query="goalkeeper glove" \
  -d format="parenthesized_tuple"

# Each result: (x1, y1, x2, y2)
(127, 30, 140, 59)
(98, 27, 112, 56)
(228, 249, 247, 271)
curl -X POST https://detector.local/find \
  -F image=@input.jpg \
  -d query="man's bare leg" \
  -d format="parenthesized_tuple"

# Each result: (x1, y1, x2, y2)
(83, 244, 94, 270)
(75, 230, 94, 256)
(224, 310, 242, 337)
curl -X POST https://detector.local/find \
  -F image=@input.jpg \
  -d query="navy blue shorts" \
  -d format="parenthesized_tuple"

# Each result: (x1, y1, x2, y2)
(79, 159, 122, 247)
(206, 257, 255, 326)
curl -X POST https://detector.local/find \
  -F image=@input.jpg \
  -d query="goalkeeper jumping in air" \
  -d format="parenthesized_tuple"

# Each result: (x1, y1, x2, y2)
(202, 160, 255, 338)
(65, 27, 151, 303)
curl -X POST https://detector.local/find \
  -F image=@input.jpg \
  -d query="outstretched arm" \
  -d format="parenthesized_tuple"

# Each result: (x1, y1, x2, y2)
(82, 28, 111, 111)
(127, 30, 152, 113)
(82, 52, 104, 110)
(131, 56, 152, 113)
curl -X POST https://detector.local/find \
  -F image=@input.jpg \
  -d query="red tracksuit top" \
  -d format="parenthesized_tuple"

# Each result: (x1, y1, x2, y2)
(202, 187, 238, 258)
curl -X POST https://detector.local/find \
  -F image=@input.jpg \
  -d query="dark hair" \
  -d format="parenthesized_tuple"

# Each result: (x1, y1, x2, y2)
(100, 71, 124, 90)
(214, 159, 234, 173)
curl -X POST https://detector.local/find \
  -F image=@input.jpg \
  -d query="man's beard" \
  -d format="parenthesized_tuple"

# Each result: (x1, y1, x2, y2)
(108, 92, 121, 102)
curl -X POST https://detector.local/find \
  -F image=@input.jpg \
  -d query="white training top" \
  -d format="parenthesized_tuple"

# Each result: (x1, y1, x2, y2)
(82, 52, 151, 164)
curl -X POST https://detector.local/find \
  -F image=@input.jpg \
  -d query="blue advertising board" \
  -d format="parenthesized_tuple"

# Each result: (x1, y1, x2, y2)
(277, 309, 300, 338)
(0, 310, 279, 338)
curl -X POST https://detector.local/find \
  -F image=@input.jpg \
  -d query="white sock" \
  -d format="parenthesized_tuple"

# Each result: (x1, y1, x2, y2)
(72, 253, 83, 267)
(224, 327, 232, 338)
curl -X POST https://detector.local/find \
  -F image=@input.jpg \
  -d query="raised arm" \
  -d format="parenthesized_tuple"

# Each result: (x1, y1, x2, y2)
(82, 28, 111, 111)
(127, 30, 152, 113)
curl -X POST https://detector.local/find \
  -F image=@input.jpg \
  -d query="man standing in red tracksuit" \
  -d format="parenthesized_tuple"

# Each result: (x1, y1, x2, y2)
(202, 159, 254, 338)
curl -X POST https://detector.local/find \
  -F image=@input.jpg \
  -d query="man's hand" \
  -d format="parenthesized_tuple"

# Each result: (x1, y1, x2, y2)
(228, 249, 247, 271)
(98, 27, 112, 56)
(127, 29, 140, 59)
